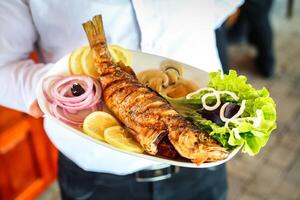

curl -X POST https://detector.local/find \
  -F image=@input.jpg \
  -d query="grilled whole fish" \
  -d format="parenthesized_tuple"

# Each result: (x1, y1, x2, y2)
(83, 15, 228, 164)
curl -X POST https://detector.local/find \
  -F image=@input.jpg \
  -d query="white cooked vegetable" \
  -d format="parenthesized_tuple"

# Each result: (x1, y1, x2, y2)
(201, 92, 221, 111)
(253, 109, 263, 128)
(186, 87, 216, 99)
(218, 91, 239, 101)
(233, 128, 241, 140)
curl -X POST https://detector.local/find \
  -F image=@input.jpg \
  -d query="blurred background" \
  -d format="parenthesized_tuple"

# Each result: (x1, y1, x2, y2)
(0, 0, 299, 199)
(226, 0, 300, 199)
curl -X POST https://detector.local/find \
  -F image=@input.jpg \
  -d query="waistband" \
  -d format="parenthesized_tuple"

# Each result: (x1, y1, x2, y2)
(59, 152, 180, 182)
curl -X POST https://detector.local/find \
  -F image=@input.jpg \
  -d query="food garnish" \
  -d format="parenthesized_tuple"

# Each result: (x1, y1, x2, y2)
(71, 83, 86, 96)
(137, 60, 198, 98)
(167, 70, 277, 155)
(69, 46, 86, 75)
(69, 45, 132, 78)
(162, 79, 198, 98)
(137, 69, 170, 92)
(108, 44, 132, 66)
(160, 59, 184, 84)
(104, 126, 143, 153)
(42, 75, 102, 126)
(81, 46, 100, 78)
(83, 111, 119, 141)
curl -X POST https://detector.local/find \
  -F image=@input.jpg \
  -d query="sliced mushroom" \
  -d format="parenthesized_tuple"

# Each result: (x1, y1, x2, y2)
(137, 69, 161, 84)
(137, 69, 169, 92)
(160, 60, 184, 84)
(162, 79, 198, 98)
(165, 69, 180, 85)
(148, 78, 163, 92)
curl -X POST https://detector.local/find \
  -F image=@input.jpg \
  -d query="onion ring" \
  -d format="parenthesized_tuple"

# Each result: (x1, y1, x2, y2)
(42, 75, 102, 126)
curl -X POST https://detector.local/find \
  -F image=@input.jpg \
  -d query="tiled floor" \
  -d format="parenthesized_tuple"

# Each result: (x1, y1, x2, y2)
(38, 0, 300, 199)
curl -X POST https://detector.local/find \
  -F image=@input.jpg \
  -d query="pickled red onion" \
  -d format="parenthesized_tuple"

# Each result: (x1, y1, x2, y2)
(42, 75, 102, 126)
(42, 75, 64, 102)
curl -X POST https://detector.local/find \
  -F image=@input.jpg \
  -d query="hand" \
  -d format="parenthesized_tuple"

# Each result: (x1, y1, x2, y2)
(29, 99, 44, 118)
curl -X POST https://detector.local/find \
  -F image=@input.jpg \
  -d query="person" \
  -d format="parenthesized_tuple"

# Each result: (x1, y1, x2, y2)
(226, 0, 275, 78)
(0, 1, 242, 199)
(215, 23, 230, 74)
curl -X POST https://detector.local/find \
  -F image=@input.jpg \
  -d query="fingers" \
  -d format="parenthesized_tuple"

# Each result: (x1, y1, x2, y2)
(29, 100, 44, 118)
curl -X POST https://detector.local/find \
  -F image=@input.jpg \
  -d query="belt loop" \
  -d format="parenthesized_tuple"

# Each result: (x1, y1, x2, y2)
(135, 166, 180, 182)
(174, 166, 180, 173)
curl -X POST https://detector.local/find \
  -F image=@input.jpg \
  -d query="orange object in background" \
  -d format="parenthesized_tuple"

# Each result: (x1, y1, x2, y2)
(30, 52, 39, 63)
(0, 52, 58, 200)
(0, 107, 58, 200)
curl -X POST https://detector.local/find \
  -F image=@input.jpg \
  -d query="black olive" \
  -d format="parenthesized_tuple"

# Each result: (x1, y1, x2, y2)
(198, 102, 240, 125)
(71, 83, 85, 96)
(198, 107, 224, 126)
(224, 103, 240, 118)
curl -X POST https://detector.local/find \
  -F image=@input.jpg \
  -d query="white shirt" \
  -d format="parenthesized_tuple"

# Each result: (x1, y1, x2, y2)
(0, 0, 242, 174)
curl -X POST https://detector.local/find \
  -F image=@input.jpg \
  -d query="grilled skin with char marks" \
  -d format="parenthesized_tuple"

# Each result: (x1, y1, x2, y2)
(82, 15, 228, 164)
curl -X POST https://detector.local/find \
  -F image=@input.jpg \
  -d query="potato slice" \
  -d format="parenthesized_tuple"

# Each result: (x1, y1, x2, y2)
(83, 111, 119, 141)
(104, 126, 143, 153)
(69, 46, 87, 75)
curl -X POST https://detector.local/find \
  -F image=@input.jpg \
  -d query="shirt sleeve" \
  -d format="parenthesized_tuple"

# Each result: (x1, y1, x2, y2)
(213, 0, 244, 28)
(0, 0, 52, 113)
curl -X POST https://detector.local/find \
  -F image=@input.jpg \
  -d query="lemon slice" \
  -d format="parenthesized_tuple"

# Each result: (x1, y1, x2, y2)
(81, 47, 99, 78)
(69, 46, 87, 75)
(108, 45, 132, 66)
(104, 126, 143, 153)
(83, 111, 119, 141)
(69, 45, 131, 76)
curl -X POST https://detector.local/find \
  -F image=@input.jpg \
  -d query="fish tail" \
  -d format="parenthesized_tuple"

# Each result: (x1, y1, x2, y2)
(82, 15, 112, 73)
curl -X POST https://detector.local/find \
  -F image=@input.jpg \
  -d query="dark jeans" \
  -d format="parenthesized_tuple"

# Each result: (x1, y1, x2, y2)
(58, 153, 228, 200)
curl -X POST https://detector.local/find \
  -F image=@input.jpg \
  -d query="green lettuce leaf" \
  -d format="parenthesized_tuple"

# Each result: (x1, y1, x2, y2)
(167, 70, 277, 156)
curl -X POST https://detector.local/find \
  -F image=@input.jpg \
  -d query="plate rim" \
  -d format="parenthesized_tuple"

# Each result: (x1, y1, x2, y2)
(36, 50, 241, 168)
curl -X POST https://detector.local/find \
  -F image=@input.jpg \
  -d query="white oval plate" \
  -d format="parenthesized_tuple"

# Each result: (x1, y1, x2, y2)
(37, 50, 240, 168)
